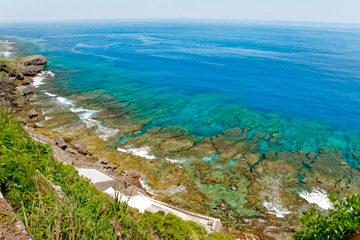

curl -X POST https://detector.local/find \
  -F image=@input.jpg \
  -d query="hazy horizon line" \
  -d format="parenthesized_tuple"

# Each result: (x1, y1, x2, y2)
(1, 18, 360, 26)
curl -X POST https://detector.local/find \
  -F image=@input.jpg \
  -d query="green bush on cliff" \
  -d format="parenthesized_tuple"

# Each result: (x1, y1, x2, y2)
(294, 194, 360, 240)
(0, 106, 232, 239)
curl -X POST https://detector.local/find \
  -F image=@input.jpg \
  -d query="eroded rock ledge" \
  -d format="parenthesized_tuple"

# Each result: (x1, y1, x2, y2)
(0, 55, 146, 197)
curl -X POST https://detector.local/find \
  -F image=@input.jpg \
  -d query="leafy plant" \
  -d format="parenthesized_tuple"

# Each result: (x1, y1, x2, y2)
(294, 194, 360, 240)
(0, 106, 233, 239)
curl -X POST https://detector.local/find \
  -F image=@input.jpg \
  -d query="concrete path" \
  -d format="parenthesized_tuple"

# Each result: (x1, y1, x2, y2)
(26, 128, 223, 233)
(75, 167, 222, 232)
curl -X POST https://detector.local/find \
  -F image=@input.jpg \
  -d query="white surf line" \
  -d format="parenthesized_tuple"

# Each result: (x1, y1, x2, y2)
(117, 146, 155, 159)
(299, 188, 332, 210)
(32, 71, 55, 87)
(53, 95, 119, 141)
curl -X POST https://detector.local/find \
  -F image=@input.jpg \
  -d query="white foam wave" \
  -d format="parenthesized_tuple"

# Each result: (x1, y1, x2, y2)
(45, 116, 52, 120)
(44, 92, 56, 97)
(33, 76, 46, 87)
(117, 146, 155, 159)
(3, 51, 11, 57)
(299, 188, 332, 210)
(117, 147, 127, 153)
(95, 126, 119, 141)
(70, 106, 88, 113)
(73, 108, 118, 141)
(139, 178, 158, 196)
(41, 70, 55, 77)
(164, 185, 187, 195)
(55, 96, 118, 141)
(32, 71, 55, 87)
(263, 201, 291, 218)
(165, 157, 186, 164)
(261, 177, 291, 218)
(56, 97, 74, 106)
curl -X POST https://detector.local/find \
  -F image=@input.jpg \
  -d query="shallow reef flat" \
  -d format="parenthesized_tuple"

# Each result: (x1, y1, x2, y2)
(6, 22, 360, 239)
(29, 86, 360, 239)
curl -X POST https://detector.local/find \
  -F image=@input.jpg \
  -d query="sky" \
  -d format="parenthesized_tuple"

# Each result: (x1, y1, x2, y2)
(1, 0, 360, 24)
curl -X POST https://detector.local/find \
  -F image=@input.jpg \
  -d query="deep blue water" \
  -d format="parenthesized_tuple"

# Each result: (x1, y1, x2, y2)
(1, 21, 360, 164)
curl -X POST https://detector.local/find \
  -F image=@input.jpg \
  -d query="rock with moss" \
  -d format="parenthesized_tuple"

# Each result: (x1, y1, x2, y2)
(1, 55, 47, 78)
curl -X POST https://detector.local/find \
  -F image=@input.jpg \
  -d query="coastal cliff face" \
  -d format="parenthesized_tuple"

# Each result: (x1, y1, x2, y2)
(0, 55, 47, 110)
(0, 55, 234, 239)
(0, 55, 47, 78)
(0, 55, 143, 188)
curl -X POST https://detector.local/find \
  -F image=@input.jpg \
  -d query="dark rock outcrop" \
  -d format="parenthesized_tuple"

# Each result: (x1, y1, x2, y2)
(1, 55, 47, 79)
(22, 86, 35, 96)
(70, 140, 88, 155)
(55, 136, 67, 150)
(28, 109, 39, 119)
(105, 163, 117, 170)
(94, 157, 115, 170)
(20, 55, 47, 66)
(99, 157, 109, 165)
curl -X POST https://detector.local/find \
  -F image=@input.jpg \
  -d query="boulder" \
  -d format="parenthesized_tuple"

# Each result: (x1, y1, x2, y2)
(126, 171, 141, 179)
(65, 147, 78, 155)
(20, 55, 47, 66)
(94, 160, 105, 169)
(55, 136, 67, 150)
(16, 71, 24, 80)
(23, 86, 35, 96)
(100, 157, 109, 165)
(70, 140, 88, 155)
(20, 65, 44, 76)
(28, 109, 39, 118)
(104, 163, 117, 170)
(123, 171, 141, 187)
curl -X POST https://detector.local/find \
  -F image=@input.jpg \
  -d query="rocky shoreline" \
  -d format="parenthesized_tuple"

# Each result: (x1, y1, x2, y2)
(4, 53, 360, 239)
(0, 55, 148, 198)
(1, 54, 234, 237)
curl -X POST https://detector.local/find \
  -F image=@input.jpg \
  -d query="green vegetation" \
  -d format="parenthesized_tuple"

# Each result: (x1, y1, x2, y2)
(0, 106, 232, 239)
(0, 59, 18, 71)
(294, 194, 360, 240)
(0, 59, 16, 63)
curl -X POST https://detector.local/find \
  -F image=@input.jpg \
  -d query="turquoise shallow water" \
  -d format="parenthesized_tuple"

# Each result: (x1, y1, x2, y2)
(1, 20, 360, 167)
(4, 22, 360, 238)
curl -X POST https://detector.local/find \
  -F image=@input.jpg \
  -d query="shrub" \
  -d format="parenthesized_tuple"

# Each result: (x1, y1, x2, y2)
(0, 106, 233, 239)
(294, 194, 360, 240)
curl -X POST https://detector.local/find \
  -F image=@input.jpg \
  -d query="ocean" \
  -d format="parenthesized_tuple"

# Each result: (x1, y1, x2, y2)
(1, 20, 360, 238)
